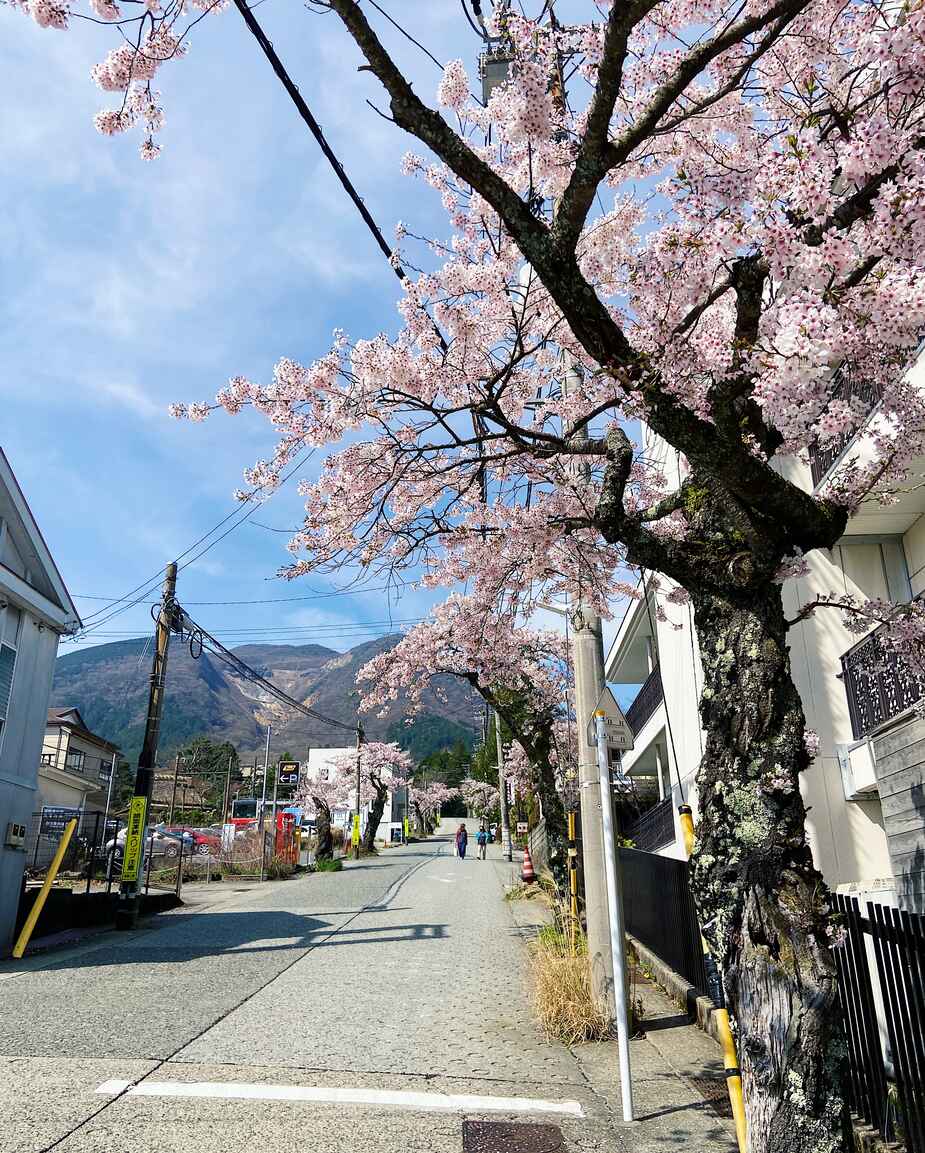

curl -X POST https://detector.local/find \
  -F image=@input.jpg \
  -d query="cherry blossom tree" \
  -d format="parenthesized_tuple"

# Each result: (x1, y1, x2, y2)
(460, 777, 497, 820)
(294, 763, 356, 861)
(330, 741, 412, 851)
(14, 1, 925, 1146)
(359, 596, 572, 884)
(410, 781, 457, 833)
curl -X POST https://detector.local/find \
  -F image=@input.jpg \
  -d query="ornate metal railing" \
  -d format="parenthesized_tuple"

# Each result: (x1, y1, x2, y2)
(626, 664, 664, 736)
(841, 624, 924, 740)
(623, 798, 675, 852)
(809, 369, 883, 488)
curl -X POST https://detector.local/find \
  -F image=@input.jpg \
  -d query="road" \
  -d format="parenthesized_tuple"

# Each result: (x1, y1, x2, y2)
(0, 821, 734, 1153)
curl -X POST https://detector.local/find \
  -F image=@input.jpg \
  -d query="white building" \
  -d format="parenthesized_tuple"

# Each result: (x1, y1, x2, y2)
(300, 746, 409, 843)
(607, 352, 925, 913)
(0, 449, 80, 952)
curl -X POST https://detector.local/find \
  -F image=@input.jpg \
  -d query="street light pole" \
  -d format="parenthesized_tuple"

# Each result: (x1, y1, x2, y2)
(354, 723, 364, 860)
(259, 724, 271, 831)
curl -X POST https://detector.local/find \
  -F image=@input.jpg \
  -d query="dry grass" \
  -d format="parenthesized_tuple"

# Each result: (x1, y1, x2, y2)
(530, 928, 612, 1044)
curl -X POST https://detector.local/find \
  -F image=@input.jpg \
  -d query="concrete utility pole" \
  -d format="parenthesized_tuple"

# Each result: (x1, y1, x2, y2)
(259, 724, 271, 831)
(564, 359, 615, 1012)
(354, 722, 364, 860)
(222, 753, 233, 825)
(494, 710, 513, 862)
(116, 561, 177, 930)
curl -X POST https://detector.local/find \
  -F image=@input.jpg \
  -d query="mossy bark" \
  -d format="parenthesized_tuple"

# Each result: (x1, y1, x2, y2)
(362, 775, 389, 851)
(679, 484, 851, 1153)
(312, 797, 333, 860)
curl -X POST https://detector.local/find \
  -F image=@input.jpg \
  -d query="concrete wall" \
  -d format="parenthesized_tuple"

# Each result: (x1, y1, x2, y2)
(0, 615, 61, 953)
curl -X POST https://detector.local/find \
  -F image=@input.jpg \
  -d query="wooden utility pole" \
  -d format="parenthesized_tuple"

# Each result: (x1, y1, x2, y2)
(116, 562, 178, 930)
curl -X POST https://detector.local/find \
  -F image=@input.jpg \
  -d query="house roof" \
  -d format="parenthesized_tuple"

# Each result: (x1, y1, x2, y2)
(46, 706, 121, 755)
(0, 447, 80, 631)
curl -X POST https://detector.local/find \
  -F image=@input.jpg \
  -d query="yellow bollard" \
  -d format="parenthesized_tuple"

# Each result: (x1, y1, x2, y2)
(679, 804, 747, 1153)
(13, 818, 77, 959)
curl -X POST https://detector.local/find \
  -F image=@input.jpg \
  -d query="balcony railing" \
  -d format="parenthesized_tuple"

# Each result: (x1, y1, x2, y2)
(841, 624, 924, 740)
(626, 664, 664, 736)
(809, 368, 883, 488)
(624, 798, 676, 852)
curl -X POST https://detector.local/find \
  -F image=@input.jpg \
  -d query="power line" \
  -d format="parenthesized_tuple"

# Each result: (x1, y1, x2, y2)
(178, 607, 359, 733)
(72, 583, 396, 605)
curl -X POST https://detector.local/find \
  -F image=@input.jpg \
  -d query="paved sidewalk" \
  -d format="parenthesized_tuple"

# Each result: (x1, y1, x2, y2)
(0, 819, 735, 1153)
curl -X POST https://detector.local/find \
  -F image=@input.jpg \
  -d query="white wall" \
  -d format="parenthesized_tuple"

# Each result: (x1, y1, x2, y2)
(0, 611, 61, 952)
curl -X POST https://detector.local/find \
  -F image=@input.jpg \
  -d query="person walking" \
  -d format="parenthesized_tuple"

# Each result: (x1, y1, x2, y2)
(455, 823, 468, 860)
(476, 824, 488, 861)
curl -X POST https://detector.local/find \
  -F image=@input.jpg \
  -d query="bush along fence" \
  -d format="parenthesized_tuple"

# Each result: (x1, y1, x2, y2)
(832, 893, 925, 1151)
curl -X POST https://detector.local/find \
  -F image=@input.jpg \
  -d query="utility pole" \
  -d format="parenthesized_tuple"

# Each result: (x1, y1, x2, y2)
(116, 562, 177, 930)
(101, 750, 117, 842)
(494, 710, 513, 862)
(564, 355, 615, 1012)
(259, 724, 271, 830)
(168, 753, 182, 824)
(354, 723, 364, 860)
(222, 753, 233, 825)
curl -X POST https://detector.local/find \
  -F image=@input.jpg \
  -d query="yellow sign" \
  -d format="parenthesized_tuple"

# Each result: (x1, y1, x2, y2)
(351, 814, 360, 847)
(121, 795, 148, 882)
(403, 817, 409, 840)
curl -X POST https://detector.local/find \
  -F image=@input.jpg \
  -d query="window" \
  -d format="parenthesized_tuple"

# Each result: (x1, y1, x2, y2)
(65, 748, 86, 774)
(0, 601, 20, 748)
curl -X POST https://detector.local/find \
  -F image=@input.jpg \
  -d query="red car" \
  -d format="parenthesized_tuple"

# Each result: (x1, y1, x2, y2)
(164, 826, 221, 856)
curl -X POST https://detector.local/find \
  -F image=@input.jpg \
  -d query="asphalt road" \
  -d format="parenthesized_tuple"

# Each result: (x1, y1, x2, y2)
(0, 821, 623, 1153)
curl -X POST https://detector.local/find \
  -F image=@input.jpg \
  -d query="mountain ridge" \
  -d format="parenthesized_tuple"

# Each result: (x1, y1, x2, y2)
(52, 634, 480, 764)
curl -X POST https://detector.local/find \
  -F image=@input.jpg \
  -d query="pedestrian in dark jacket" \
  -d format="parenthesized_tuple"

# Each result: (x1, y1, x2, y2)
(455, 823, 468, 859)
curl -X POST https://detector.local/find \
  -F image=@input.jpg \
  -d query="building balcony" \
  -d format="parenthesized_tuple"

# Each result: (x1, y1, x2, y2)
(809, 369, 883, 489)
(626, 664, 664, 737)
(841, 623, 924, 741)
(623, 797, 675, 852)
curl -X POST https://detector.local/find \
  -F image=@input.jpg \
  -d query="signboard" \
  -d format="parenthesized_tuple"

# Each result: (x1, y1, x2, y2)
(403, 817, 410, 840)
(277, 761, 300, 787)
(586, 686, 635, 753)
(40, 806, 80, 835)
(351, 814, 361, 847)
(120, 796, 148, 882)
(516, 821, 529, 834)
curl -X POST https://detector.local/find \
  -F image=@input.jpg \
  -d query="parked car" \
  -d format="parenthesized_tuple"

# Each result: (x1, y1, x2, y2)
(187, 827, 222, 856)
(105, 828, 182, 863)
(158, 827, 197, 854)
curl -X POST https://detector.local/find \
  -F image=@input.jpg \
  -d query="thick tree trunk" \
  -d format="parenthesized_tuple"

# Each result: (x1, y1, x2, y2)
(313, 798, 333, 860)
(689, 583, 850, 1153)
(362, 776, 389, 852)
(529, 729, 569, 892)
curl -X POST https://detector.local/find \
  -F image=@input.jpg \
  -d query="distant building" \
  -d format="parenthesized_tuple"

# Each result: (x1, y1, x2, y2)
(300, 747, 409, 842)
(40, 707, 119, 815)
(0, 448, 80, 953)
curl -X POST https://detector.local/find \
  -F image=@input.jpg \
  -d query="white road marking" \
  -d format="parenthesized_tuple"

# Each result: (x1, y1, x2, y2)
(429, 877, 456, 884)
(95, 1079, 584, 1117)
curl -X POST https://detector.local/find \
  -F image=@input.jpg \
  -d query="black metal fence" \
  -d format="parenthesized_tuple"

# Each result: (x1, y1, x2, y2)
(841, 625, 924, 740)
(619, 846, 707, 992)
(832, 893, 925, 1151)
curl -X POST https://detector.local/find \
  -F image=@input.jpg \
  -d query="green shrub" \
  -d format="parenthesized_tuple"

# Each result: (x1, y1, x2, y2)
(313, 857, 343, 873)
(265, 854, 295, 880)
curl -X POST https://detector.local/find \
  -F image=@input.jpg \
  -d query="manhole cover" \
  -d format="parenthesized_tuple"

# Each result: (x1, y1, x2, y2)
(462, 1121, 565, 1153)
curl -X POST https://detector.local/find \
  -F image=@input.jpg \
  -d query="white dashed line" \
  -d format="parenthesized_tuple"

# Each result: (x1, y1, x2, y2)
(95, 1079, 584, 1116)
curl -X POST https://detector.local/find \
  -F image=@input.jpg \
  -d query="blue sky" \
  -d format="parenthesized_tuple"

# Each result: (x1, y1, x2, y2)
(0, 1, 625, 662)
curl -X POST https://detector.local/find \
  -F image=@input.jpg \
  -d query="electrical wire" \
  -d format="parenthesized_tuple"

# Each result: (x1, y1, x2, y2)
(72, 583, 395, 606)
(177, 608, 359, 733)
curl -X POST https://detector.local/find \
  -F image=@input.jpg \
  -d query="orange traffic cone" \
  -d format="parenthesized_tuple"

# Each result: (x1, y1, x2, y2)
(521, 846, 536, 884)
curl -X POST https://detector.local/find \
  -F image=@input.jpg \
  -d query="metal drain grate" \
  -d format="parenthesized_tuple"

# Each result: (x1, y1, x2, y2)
(462, 1121, 565, 1153)
(687, 1076, 735, 1119)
